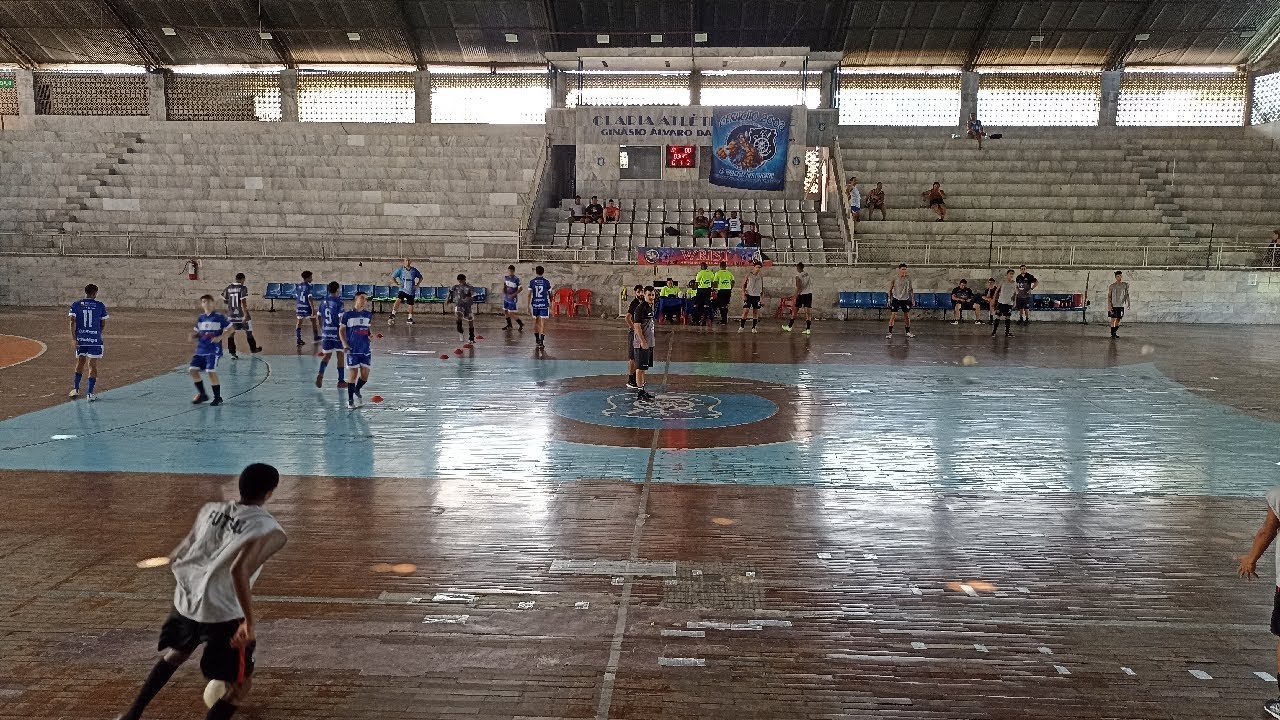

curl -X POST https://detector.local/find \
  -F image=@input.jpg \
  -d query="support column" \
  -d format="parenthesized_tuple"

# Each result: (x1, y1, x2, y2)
(1244, 70, 1256, 126)
(689, 69, 702, 106)
(15, 68, 34, 116)
(819, 69, 833, 108)
(551, 69, 567, 108)
(146, 71, 167, 121)
(1099, 70, 1122, 126)
(280, 68, 298, 122)
(414, 70, 431, 123)
(959, 71, 979, 126)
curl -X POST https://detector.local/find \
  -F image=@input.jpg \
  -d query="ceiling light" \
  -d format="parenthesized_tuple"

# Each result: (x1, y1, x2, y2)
(650, 34, 662, 43)
(504, 33, 518, 43)
(1030, 35, 1044, 42)
(694, 32, 708, 43)
(161, 27, 177, 36)
(1240, 30, 1256, 39)
(1135, 33, 1150, 41)
(347, 32, 361, 41)
(258, 31, 273, 40)
(596, 34, 609, 44)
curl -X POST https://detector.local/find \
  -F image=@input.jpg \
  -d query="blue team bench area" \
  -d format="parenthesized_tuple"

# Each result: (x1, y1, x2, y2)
(262, 283, 487, 311)
(837, 292, 1085, 320)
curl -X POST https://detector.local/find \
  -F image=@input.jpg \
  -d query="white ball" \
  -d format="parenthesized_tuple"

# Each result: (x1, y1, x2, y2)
(203, 679, 228, 708)
(1140, 344, 1155, 356)
(961, 355, 978, 366)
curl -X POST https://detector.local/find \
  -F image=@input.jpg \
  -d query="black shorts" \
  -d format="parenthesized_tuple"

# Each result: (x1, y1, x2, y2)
(695, 288, 713, 305)
(158, 607, 256, 683)
(715, 290, 732, 307)
(796, 293, 813, 309)
(230, 320, 250, 331)
(1109, 306, 1124, 319)
(1014, 296, 1030, 310)
(634, 347, 653, 370)
(396, 290, 415, 305)
(995, 303, 1013, 317)
(954, 301, 978, 311)
(929, 199, 945, 206)
(890, 298, 912, 313)
(743, 295, 761, 310)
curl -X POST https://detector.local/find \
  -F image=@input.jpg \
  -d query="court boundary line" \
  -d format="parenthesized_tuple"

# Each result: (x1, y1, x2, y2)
(0, 335, 47, 370)
(594, 320, 673, 720)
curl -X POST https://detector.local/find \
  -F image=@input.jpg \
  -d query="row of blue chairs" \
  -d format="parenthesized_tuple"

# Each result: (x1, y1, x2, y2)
(262, 283, 487, 311)
(838, 291, 1085, 319)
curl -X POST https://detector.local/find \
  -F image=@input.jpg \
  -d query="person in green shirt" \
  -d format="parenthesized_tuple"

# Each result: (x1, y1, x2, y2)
(713, 261, 735, 325)
(694, 262, 716, 326)
(658, 278, 682, 324)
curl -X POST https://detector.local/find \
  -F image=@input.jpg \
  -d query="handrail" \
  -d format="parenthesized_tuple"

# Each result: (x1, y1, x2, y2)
(518, 136, 552, 258)
(831, 134, 854, 265)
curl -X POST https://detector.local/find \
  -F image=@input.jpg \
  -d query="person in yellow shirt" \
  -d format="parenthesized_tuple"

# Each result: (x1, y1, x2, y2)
(694, 262, 716, 326)
(713, 261, 735, 325)
(658, 277, 682, 324)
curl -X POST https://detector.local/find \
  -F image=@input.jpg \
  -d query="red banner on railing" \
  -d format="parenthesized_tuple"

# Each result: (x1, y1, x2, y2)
(636, 247, 770, 266)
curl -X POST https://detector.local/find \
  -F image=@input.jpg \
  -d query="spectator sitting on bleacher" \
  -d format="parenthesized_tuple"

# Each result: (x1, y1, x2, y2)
(727, 211, 743, 238)
(604, 199, 620, 223)
(922, 182, 947, 221)
(950, 279, 983, 325)
(740, 222, 762, 248)
(966, 112, 986, 150)
(585, 196, 604, 224)
(569, 195, 587, 223)
(866, 182, 886, 220)
(710, 210, 729, 239)
(693, 209, 711, 237)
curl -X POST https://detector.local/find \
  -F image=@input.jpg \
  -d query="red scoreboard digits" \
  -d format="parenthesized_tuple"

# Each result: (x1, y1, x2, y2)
(666, 145, 697, 168)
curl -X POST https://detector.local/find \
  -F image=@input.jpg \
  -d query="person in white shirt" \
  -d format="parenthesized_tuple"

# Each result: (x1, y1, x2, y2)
(568, 195, 587, 223)
(727, 211, 743, 238)
(1237, 488, 1280, 720)
(847, 176, 862, 233)
(116, 464, 288, 720)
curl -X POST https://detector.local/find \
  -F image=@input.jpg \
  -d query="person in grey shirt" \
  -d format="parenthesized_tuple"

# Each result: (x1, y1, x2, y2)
(992, 268, 1018, 337)
(886, 263, 915, 339)
(739, 261, 765, 333)
(630, 286, 657, 401)
(783, 262, 814, 335)
(1108, 270, 1131, 339)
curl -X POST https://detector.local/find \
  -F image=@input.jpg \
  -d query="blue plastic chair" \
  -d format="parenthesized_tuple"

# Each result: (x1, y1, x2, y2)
(935, 292, 954, 310)
(914, 293, 936, 311)
(435, 286, 451, 302)
(309, 284, 327, 300)
(356, 284, 374, 298)
(837, 292, 856, 308)
(854, 292, 873, 308)
(417, 286, 434, 302)
(341, 284, 357, 301)
(263, 282, 282, 311)
(371, 285, 392, 302)
(473, 287, 488, 303)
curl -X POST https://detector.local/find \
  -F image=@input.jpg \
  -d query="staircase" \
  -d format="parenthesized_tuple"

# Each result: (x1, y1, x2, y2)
(1125, 147, 1199, 245)
(62, 133, 144, 232)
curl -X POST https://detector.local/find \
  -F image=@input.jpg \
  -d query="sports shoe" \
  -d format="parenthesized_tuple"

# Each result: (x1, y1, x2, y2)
(974, 320, 982, 324)
(209, 397, 223, 407)
(1005, 332, 1014, 337)
(348, 400, 357, 410)
(67, 388, 79, 398)
(251, 345, 263, 353)
(406, 317, 415, 324)
(459, 334, 466, 344)
(950, 321, 959, 325)
(1263, 698, 1280, 719)
(314, 375, 323, 388)
(192, 394, 209, 404)
(229, 353, 239, 360)
(738, 326, 744, 333)
(626, 381, 640, 390)
(637, 388, 656, 401)
(751, 327, 758, 334)
(906, 331, 915, 338)
(886, 333, 893, 339)
(782, 325, 792, 332)
(296, 338, 305, 347)
(387, 314, 396, 325)
(355, 392, 363, 406)
(337, 380, 349, 389)
(802, 329, 811, 336)
(86, 393, 96, 402)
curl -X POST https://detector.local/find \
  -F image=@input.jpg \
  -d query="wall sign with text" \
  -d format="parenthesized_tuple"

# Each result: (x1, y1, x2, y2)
(666, 145, 697, 168)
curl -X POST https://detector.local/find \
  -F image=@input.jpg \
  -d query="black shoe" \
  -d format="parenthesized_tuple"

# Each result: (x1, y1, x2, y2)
(637, 389, 656, 401)
(250, 346, 263, 353)
(210, 397, 223, 406)
(1005, 332, 1014, 337)
(296, 338, 305, 346)
(192, 394, 209, 404)
(229, 353, 239, 360)
(517, 320, 524, 331)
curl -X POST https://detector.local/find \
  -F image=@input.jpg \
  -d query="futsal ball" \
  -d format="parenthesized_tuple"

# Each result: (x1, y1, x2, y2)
(1140, 344, 1155, 356)
(371, 395, 383, 403)
(961, 355, 978, 366)
(203, 679, 228, 708)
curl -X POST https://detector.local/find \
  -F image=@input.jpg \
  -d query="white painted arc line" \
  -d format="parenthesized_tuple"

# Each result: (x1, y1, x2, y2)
(1121, 667, 1136, 676)
(1255, 671, 1276, 682)
(1189, 669, 1213, 680)
(1038, 646, 1054, 655)
(1054, 665, 1071, 675)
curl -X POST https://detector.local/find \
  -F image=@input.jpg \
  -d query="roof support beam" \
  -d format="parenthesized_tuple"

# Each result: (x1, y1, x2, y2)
(1244, 2, 1280, 70)
(255, 2, 296, 69)
(397, 0, 426, 70)
(0, 31, 36, 69)
(1102, 0, 1159, 71)
(97, 0, 164, 69)
(961, 0, 1001, 72)
(542, 0, 562, 54)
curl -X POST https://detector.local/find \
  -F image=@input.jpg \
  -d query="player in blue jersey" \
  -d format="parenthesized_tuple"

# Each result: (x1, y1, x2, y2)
(502, 265, 523, 332)
(189, 294, 232, 406)
(315, 281, 348, 389)
(388, 258, 423, 325)
(339, 292, 374, 409)
(68, 283, 109, 402)
(528, 265, 552, 350)
(294, 270, 320, 346)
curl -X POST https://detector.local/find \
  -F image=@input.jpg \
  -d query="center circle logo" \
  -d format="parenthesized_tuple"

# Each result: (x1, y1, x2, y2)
(553, 389, 776, 430)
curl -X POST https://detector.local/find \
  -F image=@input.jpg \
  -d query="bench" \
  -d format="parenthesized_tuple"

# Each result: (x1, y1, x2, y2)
(264, 283, 487, 313)
(839, 291, 1085, 322)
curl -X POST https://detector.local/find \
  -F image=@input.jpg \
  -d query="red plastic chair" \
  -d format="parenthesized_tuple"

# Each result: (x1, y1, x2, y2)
(775, 295, 795, 318)
(573, 288, 593, 316)
(552, 287, 576, 316)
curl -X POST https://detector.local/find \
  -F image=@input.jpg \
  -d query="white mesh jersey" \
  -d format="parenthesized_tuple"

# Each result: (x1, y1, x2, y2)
(171, 501, 283, 623)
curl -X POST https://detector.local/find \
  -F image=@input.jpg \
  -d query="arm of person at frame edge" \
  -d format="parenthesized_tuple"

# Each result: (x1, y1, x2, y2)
(229, 529, 289, 648)
(1239, 507, 1280, 579)
(68, 313, 77, 349)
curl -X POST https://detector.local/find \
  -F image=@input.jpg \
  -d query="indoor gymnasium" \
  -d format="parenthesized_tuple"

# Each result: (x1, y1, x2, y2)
(3, 2, 1280, 719)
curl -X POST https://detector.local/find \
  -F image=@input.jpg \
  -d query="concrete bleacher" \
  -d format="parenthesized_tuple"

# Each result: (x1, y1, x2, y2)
(837, 127, 1275, 267)
(529, 197, 842, 263)
(0, 122, 544, 258)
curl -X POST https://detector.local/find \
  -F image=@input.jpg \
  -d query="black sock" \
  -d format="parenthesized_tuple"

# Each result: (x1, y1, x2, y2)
(1005, 317, 1011, 333)
(348, 383, 356, 403)
(355, 378, 367, 394)
(805, 320, 811, 330)
(246, 331, 258, 349)
(212, 384, 221, 399)
(752, 318, 758, 328)
(468, 326, 475, 341)
(739, 318, 745, 328)
(194, 381, 206, 396)
(456, 319, 463, 334)
(517, 319, 524, 329)
(205, 698, 239, 720)
(227, 336, 237, 355)
(121, 659, 180, 720)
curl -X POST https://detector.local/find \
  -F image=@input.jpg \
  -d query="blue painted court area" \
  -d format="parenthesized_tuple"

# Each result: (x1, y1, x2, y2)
(0, 354, 1276, 496)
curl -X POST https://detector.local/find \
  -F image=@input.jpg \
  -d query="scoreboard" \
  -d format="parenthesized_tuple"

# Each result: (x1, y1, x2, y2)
(665, 145, 697, 168)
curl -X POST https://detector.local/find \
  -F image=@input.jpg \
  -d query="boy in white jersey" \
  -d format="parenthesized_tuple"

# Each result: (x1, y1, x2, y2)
(1238, 489, 1280, 719)
(116, 463, 287, 720)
